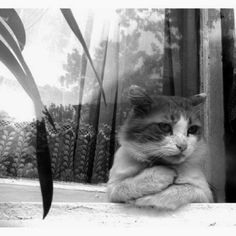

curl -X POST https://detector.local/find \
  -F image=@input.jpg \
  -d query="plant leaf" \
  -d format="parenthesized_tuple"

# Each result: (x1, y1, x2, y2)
(61, 9, 106, 105)
(0, 11, 56, 128)
(36, 120, 53, 219)
(0, 41, 32, 97)
(0, 9, 25, 50)
(0, 9, 53, 219)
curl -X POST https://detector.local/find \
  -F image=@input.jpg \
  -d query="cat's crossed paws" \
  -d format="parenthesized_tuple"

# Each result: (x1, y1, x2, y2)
(128, 166, 185, 211)
(129, 190, 183, 211)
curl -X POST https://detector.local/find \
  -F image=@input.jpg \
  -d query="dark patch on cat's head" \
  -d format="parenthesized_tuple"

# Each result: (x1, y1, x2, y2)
(120, 119, 166, 143)
(128, 85, 153, 116)
(121, 86, 206, 144)
(128, 86, 206, 121)
(149, 96, 193, 120)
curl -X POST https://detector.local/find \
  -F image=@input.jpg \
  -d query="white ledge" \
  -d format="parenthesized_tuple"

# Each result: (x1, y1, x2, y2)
(0, 178, 106, 192)
(1, 202, 236, 227)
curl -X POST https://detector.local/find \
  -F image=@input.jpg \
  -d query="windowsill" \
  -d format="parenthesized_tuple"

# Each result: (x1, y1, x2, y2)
(0, 177, 106, 192)
(1, 202, 236, 227)
(1, 178, 235, 227)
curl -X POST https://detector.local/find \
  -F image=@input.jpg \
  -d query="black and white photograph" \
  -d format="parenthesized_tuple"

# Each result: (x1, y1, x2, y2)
(0, 0, 236, 230)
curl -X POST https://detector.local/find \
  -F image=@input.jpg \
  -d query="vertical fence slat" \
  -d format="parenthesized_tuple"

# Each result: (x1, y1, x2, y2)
(200, 9, 226, 202)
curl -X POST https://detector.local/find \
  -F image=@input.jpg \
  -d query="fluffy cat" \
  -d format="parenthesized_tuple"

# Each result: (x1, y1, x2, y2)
(107, 85, 213, 210)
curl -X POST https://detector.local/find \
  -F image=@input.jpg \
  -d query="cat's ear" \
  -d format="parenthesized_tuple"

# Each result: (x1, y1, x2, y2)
(189, 93, 207, 106)
(128, 85, 153, 114)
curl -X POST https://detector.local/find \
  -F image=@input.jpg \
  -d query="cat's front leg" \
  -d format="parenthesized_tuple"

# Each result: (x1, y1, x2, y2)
(132, 183, 213, 211)
(107, 166, 177, 203)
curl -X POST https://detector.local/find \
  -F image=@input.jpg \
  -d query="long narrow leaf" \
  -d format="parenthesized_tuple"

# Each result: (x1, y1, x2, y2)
(0, 41, 53, 219)
(36, 119, 53, 219)
(0, 9, 26, 50)
(0, 16, 56, 130)
(0, 10, 53, 218)
(0, 18, 23, 58)
(0, 41, 33, 98)
(61, 9, 106, 105)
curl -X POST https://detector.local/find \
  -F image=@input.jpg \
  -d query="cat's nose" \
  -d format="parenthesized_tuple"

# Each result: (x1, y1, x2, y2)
(176, 143, 187, 152)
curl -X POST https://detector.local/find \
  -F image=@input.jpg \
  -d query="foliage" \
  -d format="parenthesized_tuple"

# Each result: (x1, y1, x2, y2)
(59, 9, 165, 101)
(104, 9, 164, 97)
(47, 103, 75, 122)
(59, 49, 81, 88)
(0, 124, 38, 178)
(0, 103, 124, 183)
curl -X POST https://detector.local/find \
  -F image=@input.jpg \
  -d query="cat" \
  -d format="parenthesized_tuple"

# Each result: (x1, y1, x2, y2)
(107, 85, 213, 210)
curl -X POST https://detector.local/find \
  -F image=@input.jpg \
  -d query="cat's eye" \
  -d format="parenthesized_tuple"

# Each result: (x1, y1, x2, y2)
(158, 123, 172, 133)
(188, 125, 200, 135)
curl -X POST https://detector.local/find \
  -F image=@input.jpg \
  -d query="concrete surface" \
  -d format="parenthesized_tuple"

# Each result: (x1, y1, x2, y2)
(1, 178, 236, 228)
(0, 182, 107, 203)
(0, 177, 107, 227)
(1, 202, 236, 228)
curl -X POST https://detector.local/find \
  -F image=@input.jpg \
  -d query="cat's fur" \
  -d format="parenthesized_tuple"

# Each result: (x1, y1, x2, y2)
(107, 85, 213, 210)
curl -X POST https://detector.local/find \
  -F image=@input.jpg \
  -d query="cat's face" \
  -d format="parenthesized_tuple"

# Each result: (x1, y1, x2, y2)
(120, 86, 206, 165)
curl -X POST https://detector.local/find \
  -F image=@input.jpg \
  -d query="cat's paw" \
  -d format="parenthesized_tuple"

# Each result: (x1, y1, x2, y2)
(151, 166, 177, 188)
(133, 194, 182, 211)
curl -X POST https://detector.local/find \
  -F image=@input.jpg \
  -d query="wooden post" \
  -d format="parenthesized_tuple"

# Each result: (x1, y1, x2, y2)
(200, 9, 226, 202)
